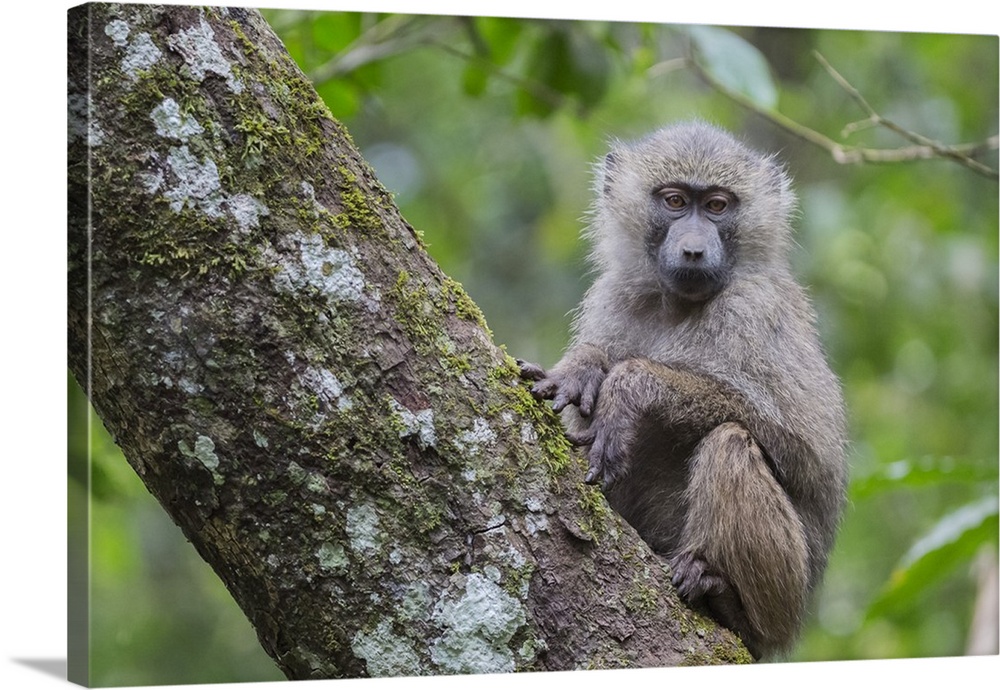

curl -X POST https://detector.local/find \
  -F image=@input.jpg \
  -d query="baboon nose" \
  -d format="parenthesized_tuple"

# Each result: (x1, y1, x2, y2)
(682, 246, 705, 261)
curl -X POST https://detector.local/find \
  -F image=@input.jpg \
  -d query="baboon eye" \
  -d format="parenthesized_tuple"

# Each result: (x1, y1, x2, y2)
(705, 197, 728, 213)
(663, 193, 687, 209)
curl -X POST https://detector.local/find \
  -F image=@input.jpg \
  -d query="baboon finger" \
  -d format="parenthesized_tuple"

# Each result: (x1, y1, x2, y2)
(517, 359, 547, 381)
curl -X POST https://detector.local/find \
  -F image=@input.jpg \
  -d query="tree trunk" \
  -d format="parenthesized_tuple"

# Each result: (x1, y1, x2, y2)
(67, 3, 750, 681)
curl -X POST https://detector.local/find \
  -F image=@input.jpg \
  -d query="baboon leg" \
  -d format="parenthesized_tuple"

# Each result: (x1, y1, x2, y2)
(670, 422, 809, 658)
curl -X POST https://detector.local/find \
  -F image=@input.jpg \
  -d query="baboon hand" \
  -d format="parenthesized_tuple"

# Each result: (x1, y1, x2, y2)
(670, 549, 758, 657)
(670, 550, 732, 604)
(566, 403, 635, 489)
(520, 359, 605, 418)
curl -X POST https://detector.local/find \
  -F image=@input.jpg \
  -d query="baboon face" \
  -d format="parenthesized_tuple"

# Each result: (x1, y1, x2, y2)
(594, 123, 791, 301)
(646, 182, 738, 302)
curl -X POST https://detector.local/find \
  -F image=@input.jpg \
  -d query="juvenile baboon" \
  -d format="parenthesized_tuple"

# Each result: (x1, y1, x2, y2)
(521, 122, 848, 659)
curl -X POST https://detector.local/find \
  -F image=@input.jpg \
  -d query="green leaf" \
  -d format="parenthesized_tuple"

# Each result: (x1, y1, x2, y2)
(564, 27, 612, 109)
(867, 496, 999, 619)
(516, 33, 566, 117)
(462, 63, 490, 97)
(516, 27, 612, 117)
(474, 16, 523, 65)
(310, 12, 362, 54)
(851, 455, 998, 499)
(317, 80, 361, 119)
(685, 25, 778, 110)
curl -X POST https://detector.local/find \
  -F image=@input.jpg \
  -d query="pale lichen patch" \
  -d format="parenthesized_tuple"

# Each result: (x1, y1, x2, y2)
(399, 581, 431, 623)
(138, 168, 164, 194)
(150, 97, 204, 141)
(429, 573, 527, 674)
(299, 180, 329, 214)
(523, 496, 550, 537)
(518, 637, 547, 662)
(163, 145, 225, 216)
(178, 434, 223, 484)
(178, 434, 219, 470)
(485, 513, 506, 530)
(520, 422, 538, 445)
(194, 435, 219, 470)
(483, 564, 502, 583)
(121, 32, 162, 81)
(177, 377, 203, 395)
(524, 513, 549, 537)
(351, 621, 423, 677)
(305, 474, 329, 494)
(104, 19, 129, 47)
(152, 146, 269, 232)
(226, 194, 269, 232)
(273, 232, 368, 308)
(301, 366, 353, 412)
(346, 502, 382, 556)
(316, 541, 349, 574)
(389, 399, 436, 449)
(166, 15, 243, 93)
(454, 417, 496, 457)
(67, 93, 105, 147)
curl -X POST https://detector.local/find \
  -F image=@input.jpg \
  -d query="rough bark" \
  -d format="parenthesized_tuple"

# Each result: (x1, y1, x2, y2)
(67, 3, 751, 681)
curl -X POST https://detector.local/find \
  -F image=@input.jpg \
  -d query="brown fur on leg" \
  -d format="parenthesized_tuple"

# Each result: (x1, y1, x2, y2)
(673, 423, 808, 657)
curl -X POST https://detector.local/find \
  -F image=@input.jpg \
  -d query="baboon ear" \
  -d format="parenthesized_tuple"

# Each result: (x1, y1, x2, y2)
(601, 151, 618, 197)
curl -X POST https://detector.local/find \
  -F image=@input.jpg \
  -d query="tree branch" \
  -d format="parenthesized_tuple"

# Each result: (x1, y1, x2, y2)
(308, 14, 448, 83)
(812, 51, 999, 178)
(682, 52, 998, 180)
(67, 4, 749, 683)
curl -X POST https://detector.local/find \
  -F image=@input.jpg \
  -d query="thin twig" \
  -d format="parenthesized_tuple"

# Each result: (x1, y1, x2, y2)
(813, 51, 998, 178)
(309, 14, 445, 83)
(646, 57, 688, 79)
(432, 41, 567, 112)
(683, 56, 862, 161)
(309, 15, 568, 113)
(841, 118, 878, 137)
(678, 51, 998, 180)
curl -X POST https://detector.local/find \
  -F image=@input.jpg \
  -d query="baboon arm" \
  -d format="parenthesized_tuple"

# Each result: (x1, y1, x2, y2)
(578, 357, 806, 491)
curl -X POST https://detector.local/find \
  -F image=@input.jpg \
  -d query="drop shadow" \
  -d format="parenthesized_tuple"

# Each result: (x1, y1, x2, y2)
(11, 658, 67, 681)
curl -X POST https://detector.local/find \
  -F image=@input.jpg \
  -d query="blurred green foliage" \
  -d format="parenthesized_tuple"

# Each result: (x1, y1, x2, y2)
(74, 9, 998, 684)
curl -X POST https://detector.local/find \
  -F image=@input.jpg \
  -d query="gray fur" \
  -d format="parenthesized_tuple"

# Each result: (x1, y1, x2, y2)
(524, 122, 848, 659)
